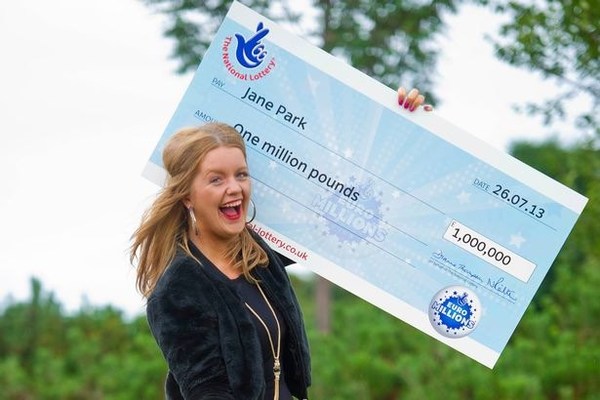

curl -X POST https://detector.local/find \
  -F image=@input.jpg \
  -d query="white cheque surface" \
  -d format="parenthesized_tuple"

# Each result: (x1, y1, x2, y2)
(144, 1, 588, 368)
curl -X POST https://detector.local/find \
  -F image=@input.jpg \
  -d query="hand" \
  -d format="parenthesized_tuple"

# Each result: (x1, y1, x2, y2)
(397, 87, 433, 112)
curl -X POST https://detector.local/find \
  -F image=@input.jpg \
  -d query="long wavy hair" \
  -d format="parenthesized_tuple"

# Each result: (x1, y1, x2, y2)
(130, 122, 268, 297)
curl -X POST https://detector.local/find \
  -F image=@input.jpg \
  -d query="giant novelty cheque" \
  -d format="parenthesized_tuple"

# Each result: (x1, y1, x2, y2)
(144, 1, 588, 368)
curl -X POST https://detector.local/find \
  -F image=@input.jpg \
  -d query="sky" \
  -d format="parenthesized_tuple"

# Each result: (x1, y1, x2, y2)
(0, 0, 581, 317)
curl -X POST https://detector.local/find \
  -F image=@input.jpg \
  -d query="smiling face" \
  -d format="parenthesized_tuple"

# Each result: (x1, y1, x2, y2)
(185, 146, 251, 242)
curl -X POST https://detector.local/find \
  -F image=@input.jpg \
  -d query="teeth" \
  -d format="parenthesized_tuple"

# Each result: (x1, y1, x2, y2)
(222, 200, 242, 208)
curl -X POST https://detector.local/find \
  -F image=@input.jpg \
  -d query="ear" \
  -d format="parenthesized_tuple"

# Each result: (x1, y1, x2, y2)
(182, 198, 192, 209)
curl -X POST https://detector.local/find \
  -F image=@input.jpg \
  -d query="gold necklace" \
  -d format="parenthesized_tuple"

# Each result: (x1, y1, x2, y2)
(245, 282, 282, 400)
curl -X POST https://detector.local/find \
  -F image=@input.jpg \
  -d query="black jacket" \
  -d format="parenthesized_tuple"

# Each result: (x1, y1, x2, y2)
(146, 234, 311, 399)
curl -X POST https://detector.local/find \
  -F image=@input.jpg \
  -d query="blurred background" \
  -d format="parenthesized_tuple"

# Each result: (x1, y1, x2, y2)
(0, 0, 598, 398)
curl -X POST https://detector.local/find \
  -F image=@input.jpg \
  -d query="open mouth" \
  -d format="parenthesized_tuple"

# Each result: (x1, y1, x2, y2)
(220, 200, 242, 220)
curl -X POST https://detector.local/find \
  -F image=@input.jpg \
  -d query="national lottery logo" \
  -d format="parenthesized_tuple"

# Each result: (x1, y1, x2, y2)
(235, 22, 268, 68)
(221, 22, 277, 81)
(428, 285, 482, 338)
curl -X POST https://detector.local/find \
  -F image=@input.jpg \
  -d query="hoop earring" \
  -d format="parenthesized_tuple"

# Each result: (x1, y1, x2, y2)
(246, 199, 256, 224)
(188, 206, 199, 236)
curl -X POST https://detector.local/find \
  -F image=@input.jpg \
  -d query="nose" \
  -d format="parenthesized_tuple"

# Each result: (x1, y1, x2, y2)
(225, 177, 242, 194)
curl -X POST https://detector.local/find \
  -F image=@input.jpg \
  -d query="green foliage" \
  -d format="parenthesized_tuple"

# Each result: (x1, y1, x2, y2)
(301, 138, 600, 399)
(0, 278, 165, 400)
(302, 253, 599, 400)
(3, 139, 598, 399)
(2, 249, 598, 399)
(305, 0, 459, 104)
(510, 137, 600, 299)
(141, 0, 462, 104)
(485, 0, 599, 137)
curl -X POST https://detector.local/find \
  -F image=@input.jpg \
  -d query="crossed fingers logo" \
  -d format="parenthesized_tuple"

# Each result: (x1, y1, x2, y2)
(234, 22, 269, 68)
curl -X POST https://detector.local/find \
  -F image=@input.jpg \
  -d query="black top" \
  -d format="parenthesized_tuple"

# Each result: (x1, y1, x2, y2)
(231, 276, 293, 400)
(146, 233, 311, 400)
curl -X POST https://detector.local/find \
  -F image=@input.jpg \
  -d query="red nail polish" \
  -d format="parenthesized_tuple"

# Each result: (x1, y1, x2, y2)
(398, 98, 404, 107)
(410, 105, 416, 112)
(404, 102, 410, 109)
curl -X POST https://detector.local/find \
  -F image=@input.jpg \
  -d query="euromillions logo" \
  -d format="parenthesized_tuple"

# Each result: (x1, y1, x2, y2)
(221, 22, 277, 81)
(311, 178, 387, 245)
(428, 285, 482, 338)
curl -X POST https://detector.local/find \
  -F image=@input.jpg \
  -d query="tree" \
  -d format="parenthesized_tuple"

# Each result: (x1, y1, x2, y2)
(502, 138, 600, 399)
(141, 0, 461, 104)
(509, 136, 600, 300)
(0, 279, 166, 399)
(485, 0, 599, 137)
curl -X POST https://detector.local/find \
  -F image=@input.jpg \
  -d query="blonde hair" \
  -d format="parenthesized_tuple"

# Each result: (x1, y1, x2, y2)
(130, 122, 268, 297)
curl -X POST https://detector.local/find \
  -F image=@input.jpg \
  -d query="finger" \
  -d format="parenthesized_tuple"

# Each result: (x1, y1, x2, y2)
(410, 94, 425, 112)
(397, 86, 407, 107)
(423, 104, 434, 112)
(404, 88, 419, 110)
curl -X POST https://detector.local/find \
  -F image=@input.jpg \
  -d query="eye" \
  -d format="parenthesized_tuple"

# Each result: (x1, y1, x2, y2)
(237, 171, 249, 180)
(209, 176, 222, 185)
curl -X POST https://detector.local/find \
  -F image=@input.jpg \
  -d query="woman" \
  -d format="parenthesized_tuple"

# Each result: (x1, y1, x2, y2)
(130, 88, 429, 400)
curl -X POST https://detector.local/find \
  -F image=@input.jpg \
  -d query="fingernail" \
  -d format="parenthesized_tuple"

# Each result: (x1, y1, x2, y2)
(410, 105, 416, 112)
(404, 102, 410, 109)
(398, 97, 404, 107)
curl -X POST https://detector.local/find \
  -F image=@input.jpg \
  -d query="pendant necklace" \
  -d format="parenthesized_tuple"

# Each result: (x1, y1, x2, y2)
(245, 282, 282, 400)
